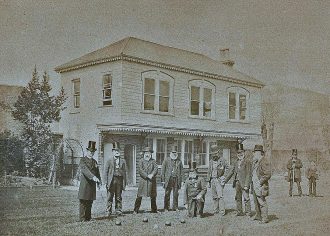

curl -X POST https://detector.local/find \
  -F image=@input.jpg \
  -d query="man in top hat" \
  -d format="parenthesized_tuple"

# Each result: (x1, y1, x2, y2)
(224, 143, 252, 216)
(206, 144, 229, 216)
(103, 141, 127, 216)
(251, 145, 271, 223)
(306, 161, 319, 197)
(183, 161, 207, 218)
(78, 141, 101, 221)
(161, 145, 183, 211)
(287, 149, 303, 197)
(134, 147, 158, 214)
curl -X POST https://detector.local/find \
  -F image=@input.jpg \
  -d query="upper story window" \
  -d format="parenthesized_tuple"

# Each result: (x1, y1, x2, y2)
(142, 71, 173, 114)
(72, 79, 80, 108)
(227, 87, 249, 121)
(189, 80, 215, 119)
(102, 74, 112, 106)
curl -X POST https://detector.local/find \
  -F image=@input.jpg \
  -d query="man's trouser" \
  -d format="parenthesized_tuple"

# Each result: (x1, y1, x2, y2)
(253, 190, 268, 223)
(309, 177, 316, 196)
(235, 181, 251, 215)
(211, 178, 225, 214)
(134, 196, 157, 213)
(164, 176, 179, 210)
(107, 176, 123, 213)
(79, 199, 93, 221)
(187, 198, 204, 217)
(289, 180, 302, 196)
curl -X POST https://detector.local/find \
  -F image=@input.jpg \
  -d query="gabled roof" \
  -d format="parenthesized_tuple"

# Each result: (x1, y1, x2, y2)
(55, 37, 264, 87)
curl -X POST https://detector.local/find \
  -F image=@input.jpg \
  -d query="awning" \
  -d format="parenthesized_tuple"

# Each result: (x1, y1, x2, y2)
(97, 123, 261, 140)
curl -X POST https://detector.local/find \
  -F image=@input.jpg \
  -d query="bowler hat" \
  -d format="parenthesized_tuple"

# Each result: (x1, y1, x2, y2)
(86, 141, 97, 152)
(237, 143, 244, 153)
(142, 146, 154, 153)
(253, 145, 264, 153)
(112, 141, 120, 151)
(210, 144, 220, 155)
(292, 149, 297, 155)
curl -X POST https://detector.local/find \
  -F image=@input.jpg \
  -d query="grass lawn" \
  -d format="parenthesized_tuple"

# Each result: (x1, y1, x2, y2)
(1, 173, 330, 236)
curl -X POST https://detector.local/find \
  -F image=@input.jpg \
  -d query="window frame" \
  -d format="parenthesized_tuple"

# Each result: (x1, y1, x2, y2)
(227, 86, 250, 122)
(145, 137, 167, 167)
(142, 71, 174, 115)
(102, 74, 113, 106)
(189, 80, 215, 119)
(72, 79, 80, 109)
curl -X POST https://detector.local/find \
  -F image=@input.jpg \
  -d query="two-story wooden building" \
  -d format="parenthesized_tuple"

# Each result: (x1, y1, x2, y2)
(55, 37, 264, 185)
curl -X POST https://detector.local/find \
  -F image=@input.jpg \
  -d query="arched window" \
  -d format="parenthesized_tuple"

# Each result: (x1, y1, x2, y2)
(142, 71, 174, 114)
(227, 86, 250, 121)
(189, 80, 215, 119)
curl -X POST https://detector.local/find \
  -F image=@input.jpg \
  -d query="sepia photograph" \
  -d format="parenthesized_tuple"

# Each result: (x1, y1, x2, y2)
(0, 0, 329, 235)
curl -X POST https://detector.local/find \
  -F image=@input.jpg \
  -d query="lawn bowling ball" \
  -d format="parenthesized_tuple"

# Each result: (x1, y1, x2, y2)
(143, 217, 148, 222)
(115, 220, 121, 226)
(180, 219, 186, 224)
(165, 221, 171, 226)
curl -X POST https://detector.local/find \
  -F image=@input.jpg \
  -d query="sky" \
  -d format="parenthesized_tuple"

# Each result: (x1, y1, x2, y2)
(0, 0, 330, 94)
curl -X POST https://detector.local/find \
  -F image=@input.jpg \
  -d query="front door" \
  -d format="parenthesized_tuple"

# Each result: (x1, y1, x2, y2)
(124, 145, 136, 186)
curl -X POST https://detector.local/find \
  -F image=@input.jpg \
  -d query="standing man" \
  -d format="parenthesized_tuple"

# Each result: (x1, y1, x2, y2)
(134, 147, 158, 214)
(78, 141, 101, 222)
(206, 144, 228, 216)
(306, 161, 319, 197)
(251, 145, 271, 224)
(287, 149, 303, 197)
(183, 161, 207, 218)
(224, 143, 252, 216)
(103, 141, 127, 216)
(161, 145, 183, 212)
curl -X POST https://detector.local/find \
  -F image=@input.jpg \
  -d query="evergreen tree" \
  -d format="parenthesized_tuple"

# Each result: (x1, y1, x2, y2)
(12, 67, 66, 177)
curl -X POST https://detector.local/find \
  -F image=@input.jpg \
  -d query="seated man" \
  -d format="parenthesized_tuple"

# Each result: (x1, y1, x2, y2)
(183, 161, 207, 218)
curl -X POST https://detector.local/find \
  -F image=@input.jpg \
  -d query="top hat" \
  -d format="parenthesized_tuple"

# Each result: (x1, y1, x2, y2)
(142, 146, 154, 153)
(169, 145, 178, 153)
(210, 144, 220, 155)
(237, 143, 244, 153)
(188, 160, 197, 171)
(86, 141, 97, 152)
(253, 145, 264, 153)
(292, 149, 297, 155)
(112, 141, 120, 151)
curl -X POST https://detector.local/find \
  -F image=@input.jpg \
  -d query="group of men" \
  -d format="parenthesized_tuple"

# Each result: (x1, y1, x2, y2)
(78, 140, 273, 224)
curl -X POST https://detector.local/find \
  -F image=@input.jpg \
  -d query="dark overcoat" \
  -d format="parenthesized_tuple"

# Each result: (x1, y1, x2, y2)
(183, 176, 207, 204)
(161, 157, 183, 189)
(252, 157, 271, 197)
(224, 157, 252, 189)
(78, 157, 101, 200)
(287, 158, 303, 182)
(137, 158, 158, 197)
(206, 157, 228, 182)
(103, 156, 127, 190)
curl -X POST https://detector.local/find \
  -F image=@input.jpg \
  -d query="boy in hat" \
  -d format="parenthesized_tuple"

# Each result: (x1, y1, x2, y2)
(224, 143, 252, 216)
(251, 145, 271, 224)
(134, 147, 158, 213)
(161, 145, 183, 211)
(206, 144, 229, 216)
(183, 161, 207, 218)
(287, 149, 303, 196)
(78, 141, 101, 221)
(306, 161, 319, 197)
(103, 141, 127, 216)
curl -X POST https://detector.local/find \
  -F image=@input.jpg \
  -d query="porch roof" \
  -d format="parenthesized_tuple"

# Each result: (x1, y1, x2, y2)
(97, 123, 260, 140)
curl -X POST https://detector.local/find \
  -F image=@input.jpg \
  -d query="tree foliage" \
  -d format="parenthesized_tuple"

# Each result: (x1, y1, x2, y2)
(11, 67, 66, 177)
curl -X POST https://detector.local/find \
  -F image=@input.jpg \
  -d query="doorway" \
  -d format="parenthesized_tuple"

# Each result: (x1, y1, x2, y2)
(124, 145, 136, 186)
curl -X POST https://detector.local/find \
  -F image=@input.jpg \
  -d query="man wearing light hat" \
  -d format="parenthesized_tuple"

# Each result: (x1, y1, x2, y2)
(287, 149, 303, 197)
(103, 141, 127, 216)
(206, 144, 229, 216)
(161, 145, 183, 211)
(134, 147, 158, 214)
(251, 145, 271, 223)
(224, 143, 252, 216)
(78, 141, 101, 221)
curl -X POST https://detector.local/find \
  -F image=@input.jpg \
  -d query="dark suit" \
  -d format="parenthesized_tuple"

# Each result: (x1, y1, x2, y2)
(183, 176, 207, 217)
(287, 158, 303, 196)
(161, 157, 183, 210)
(103, 156, 127, 214)
(78, 156, 101, 221)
